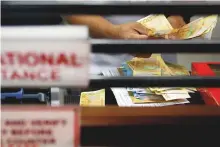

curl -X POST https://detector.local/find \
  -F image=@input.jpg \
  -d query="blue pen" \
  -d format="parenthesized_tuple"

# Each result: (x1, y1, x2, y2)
(1, 88, 23, 99)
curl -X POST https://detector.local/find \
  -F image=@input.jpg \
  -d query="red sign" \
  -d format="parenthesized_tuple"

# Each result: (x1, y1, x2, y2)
(192, 62, 220, 106)
(1, 26, 90, 87)
(1, 106, 80, 147)
(1, 51, 82, 81)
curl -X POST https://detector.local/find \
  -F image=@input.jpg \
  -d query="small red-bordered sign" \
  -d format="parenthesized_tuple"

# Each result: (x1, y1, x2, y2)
(1, 106, 80, 147)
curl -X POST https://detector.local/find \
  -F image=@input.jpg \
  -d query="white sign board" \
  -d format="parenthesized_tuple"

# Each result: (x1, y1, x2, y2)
(1, 26, 90, 87)
(1, 106, 80, 147)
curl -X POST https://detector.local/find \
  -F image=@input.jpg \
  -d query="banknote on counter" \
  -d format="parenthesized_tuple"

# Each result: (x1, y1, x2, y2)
(80, 89, 105, 106)
(126, 56, 162, 76)
(165, 62, 190, 76)
(161, 90, 191, 101)
(162, 62, 197, 92)
(131, 93, 171, 103)
(125, 54, 173, 76)
(129, 87, 192, 102)
(102, 68, 190, 106)
(130, 90, 166, 103)
(127, 88, 154, 94)
(125, 54, 191, 76)
(120, 54, 196, 101)
(137, 14, 218, 39)
(124, 53, 199, 101)
(150, 87, 196, 93)
(112, 87, 189, 107)
(128, 88, 177, 103)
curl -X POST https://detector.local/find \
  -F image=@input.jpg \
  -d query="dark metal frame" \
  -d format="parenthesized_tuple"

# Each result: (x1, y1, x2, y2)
(2, 1, 220, 15)
(90, 76, 220, 88)
(92, 39, 220, 53)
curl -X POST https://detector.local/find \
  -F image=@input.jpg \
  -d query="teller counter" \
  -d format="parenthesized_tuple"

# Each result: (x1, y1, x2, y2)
(80, 106, 220, 146)
(79, 85, 219, 147)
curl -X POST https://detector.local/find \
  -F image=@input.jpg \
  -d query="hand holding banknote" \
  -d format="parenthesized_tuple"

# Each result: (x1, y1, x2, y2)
(167, 16, 186, 29)
(114, 22, 151, 39)
(138, 14, 218, 40)
(114, 22, 152, 58)
(114, 21, 181, 40)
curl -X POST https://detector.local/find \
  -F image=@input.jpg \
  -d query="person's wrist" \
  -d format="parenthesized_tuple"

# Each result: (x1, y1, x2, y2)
(105, 24, 121, 39)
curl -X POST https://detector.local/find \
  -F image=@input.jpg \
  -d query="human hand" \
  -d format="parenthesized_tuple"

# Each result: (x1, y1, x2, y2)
(113, 22, 152, 58)
(113, 22, 150, 39)
(167, 15, 186, 29)
(166, 15, 187, 40)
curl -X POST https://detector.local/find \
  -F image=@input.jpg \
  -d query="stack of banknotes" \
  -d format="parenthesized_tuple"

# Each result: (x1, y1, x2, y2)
(122, 54, 188, 76)
(102, 54, 197, 107)
(102, 67, 191, 107)
(122, 54, 196, 102)
(137, 14, 218, 39)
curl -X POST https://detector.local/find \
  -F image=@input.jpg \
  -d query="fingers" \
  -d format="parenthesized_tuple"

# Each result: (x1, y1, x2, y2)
(166, 32, 180, 40)
(148, 36, 164, 39)
(133, 34, 148, 39)
(167, 16, 186, 29)
(126, 34, 148, 39)
(133, 23, 151, 36)
(168, 35, 178, 40)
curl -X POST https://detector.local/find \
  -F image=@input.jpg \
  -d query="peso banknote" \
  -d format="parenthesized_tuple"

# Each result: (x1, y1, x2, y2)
(162, 92, 191, 101)
(122, 54, 197, 101)
(131, 94, 166, 103)
(138, 14, 218, 39)
(80, 89, 105, 106)
(137, 14, 173, 37)
(126, 56, 162, 76)
(165, 62, 190, 76)
(174, 15, 218, 39)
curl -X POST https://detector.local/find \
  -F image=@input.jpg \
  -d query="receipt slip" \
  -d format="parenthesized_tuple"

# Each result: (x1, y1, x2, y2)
(1, 26, 90, 87)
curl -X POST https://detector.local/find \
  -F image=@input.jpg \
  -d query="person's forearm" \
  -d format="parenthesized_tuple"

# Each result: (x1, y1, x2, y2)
(65, 15, 118, 38)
